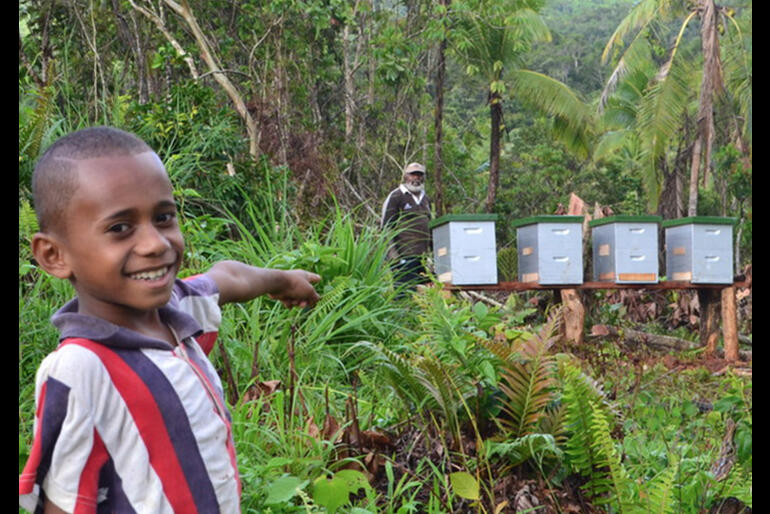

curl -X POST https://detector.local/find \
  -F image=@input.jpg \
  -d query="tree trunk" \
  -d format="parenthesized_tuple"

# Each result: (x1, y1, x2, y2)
(688, 0, 724, 213)
(486, 92, 502, 212)
(687, 135, 702, 216)
(433, 33, 447, 217)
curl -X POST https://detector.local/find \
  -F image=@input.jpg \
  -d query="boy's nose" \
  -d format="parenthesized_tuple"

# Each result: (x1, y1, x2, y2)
(135, 224, 172, 255)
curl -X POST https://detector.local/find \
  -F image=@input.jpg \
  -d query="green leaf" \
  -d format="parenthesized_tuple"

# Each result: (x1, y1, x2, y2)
(312, 470, 371, 513)
(449, 471, 480, 500)
(265, 475, 307, 505)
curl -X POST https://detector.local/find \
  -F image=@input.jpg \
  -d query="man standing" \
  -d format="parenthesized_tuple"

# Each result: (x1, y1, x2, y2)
(381, 162, 432, 289)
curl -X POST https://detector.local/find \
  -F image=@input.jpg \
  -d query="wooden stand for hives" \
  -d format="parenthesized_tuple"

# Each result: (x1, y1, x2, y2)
(444, 280, 751, 362)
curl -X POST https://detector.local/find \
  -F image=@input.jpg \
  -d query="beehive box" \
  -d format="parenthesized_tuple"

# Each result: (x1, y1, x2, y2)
(663, 216, 736, 284)
(513, 215, 584, 285)
(430, 214, 498, 285)
(590, 215, 661, 283)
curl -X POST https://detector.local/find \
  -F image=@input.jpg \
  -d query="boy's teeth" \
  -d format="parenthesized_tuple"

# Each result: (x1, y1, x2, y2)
(130, 267, 168, 280)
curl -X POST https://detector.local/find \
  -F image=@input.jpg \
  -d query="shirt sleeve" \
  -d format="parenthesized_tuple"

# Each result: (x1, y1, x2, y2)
(19, 348, 108, 513)
(173, 275, 223, 356)
(381, 189, 402, 229)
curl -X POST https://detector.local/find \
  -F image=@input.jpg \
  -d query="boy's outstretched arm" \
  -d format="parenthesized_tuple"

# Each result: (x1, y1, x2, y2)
(206, 260, 321, 308)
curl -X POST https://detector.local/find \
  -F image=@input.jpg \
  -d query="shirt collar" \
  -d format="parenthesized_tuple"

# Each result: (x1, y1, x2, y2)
(51, 297, 204, 351)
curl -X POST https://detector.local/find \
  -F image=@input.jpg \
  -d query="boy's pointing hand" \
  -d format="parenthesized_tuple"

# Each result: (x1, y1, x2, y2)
(269, 269, 321, 308)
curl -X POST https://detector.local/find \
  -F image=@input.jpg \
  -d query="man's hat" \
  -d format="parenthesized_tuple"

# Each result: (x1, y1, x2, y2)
(404, 162, 426, 174)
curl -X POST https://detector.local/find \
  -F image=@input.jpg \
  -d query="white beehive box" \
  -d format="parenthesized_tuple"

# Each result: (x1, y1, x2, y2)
(663, 216, 736, 284)
(430, 214, 498, 285)
(590, 215, 661, 283)
(513, 215, 584, 285)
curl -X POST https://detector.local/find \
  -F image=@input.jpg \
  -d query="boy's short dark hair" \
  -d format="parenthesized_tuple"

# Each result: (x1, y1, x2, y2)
(32, 126, 153, 234)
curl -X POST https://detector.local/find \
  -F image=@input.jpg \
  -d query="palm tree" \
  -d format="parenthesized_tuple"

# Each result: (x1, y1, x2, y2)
(599, 0, 751, 216)
(451, 0, 593, 213)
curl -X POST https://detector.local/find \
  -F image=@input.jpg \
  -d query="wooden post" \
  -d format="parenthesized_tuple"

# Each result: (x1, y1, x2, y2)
(721, 286, 739, 361)
(698, 289, 721, 355)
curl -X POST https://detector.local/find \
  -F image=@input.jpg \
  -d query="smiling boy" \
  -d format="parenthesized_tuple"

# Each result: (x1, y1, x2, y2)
(19, 126, 321, 513)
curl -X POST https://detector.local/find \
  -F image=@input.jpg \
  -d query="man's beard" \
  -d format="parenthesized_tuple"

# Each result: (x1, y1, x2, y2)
(404, 181, 424, 194)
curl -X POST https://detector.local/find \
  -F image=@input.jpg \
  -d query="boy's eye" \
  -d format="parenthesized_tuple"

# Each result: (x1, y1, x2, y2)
(107, 223, 131, 234)
(156, 212, 176, 224)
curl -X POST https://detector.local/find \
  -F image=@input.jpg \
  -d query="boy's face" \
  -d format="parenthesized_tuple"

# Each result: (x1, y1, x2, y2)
(54, 151, 184, 325)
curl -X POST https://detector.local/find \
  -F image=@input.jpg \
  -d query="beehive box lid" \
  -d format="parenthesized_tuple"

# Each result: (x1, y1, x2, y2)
(511, 215, 583, 228)
(589, 215, 662, 228)
(661, 216, 737, 228)
(429, 213, 498, 229)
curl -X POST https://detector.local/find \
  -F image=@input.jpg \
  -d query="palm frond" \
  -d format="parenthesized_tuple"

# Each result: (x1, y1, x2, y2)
(600, 36, 654, 113)
(593, 129, 633, 164)
(508, 69, 594, 157)
(601, 0, 663, 65)
(635, 51, 692, 211)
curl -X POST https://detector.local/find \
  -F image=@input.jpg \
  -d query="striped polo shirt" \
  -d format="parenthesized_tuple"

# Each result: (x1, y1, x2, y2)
(19, 275, 241, 513)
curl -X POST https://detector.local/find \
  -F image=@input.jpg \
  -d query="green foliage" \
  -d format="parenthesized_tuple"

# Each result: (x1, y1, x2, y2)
(312, 469, 374, 513)
(481, 310, 560, 438)
(448, 471, 479, 501)
(496, 246, 518, 282)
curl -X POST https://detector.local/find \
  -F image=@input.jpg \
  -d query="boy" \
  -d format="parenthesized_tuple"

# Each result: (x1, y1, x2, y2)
(19, 126, 321, 513)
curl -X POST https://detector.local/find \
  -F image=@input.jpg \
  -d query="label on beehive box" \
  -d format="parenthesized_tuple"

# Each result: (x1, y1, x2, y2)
(521, 272, 539, 283)
(672, 271, 692, 281)
(598, 244, 611, 256)
(673, 247, 687, 256)
(521, 247, 533, 256)
(438, 271, 452, 283)
(599, 272, 615, 280)
(618, 273, 656, 282)
(437, 247, 448, 257)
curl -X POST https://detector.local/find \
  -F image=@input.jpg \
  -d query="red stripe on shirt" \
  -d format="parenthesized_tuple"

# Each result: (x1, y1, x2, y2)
(73, 430, 109, 514)
(62, 339, 198, 514)
(19, 382, 48, 494)
(182, 354, 241, 496)
(195, 331, 218, 356)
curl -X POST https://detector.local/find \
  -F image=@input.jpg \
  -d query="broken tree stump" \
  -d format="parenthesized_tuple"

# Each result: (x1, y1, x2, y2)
(560, 288, 585, 345)
(698, 288, 721, 355)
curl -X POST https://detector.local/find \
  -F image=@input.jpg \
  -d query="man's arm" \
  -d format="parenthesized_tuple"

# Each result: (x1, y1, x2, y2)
(381, 189, 402, 229)
(205, 260, 321, 308)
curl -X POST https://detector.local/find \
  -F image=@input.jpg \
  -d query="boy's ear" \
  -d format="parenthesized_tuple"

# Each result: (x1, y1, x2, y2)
(31, 232, 73, 279)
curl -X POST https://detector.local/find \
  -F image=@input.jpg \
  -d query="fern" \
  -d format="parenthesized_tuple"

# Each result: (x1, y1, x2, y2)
(587, 400, 637, 511)
(642, 464, 678, 514)
(560, 363, 607, 490)
(482, 310, 561, 439)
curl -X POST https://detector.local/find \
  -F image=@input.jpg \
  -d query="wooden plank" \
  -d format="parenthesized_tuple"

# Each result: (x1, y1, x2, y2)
(445, 281, 750, 291)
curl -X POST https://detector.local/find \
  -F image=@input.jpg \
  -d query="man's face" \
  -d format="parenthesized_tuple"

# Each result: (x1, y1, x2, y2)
(58, 151, 184, 326)
(404, 171, 425, 188)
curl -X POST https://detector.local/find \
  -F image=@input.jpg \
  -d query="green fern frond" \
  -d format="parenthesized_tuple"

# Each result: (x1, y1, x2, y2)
(642, 464, 678, 514)
(19, 85, 56, 166)
(19, 200, 39, 240)
(481, 310, 561, 438)
(587, 400, 637, 511)
(377, 346, 430, 413)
